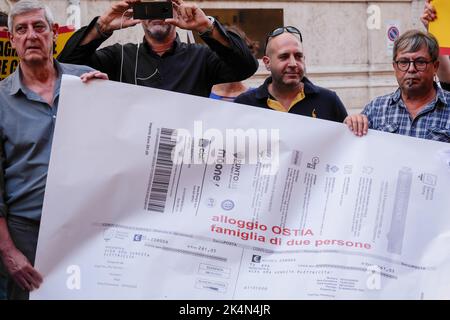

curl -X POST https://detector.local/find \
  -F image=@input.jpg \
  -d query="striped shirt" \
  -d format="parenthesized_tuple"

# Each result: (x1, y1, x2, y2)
(362, 84, 450, 142)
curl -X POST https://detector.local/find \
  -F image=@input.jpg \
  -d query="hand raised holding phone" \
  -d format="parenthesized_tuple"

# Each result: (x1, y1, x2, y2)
(97, 0, 142, 34)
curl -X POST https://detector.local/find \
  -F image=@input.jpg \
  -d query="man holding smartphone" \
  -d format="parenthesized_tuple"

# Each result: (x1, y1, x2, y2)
(58, 0, 258, 97)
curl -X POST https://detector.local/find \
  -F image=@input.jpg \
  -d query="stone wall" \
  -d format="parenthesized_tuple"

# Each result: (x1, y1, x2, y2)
(0, 0, 427, 112)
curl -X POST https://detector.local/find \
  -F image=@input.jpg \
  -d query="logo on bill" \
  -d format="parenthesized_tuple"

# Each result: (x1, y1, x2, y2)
(221, 200, 235, 211)
(307, 156, 320, 170)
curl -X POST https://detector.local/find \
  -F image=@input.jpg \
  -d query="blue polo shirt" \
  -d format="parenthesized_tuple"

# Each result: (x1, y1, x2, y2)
(234, 76, 348, 123)
(0, 61, 93, 221)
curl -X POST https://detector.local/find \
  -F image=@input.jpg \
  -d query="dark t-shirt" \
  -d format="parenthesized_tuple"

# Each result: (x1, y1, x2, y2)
(441, 82, 450, 91)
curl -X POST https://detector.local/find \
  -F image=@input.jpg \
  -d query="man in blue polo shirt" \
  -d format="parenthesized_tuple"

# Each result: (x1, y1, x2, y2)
(235, 26, 348, 122)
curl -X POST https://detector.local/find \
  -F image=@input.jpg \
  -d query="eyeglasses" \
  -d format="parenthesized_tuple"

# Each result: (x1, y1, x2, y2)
(394, 59, 434, 72)
(265, 26, 303, 49)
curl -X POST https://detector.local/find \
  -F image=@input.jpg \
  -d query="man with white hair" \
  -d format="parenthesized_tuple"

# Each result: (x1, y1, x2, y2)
(0, 0, 107, 300)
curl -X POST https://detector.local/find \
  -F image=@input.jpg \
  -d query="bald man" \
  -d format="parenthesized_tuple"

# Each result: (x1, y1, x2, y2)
(235, 26, 347, 122)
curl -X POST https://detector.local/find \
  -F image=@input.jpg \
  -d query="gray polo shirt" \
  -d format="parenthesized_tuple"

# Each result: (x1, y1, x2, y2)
(0, 61, 94, 221)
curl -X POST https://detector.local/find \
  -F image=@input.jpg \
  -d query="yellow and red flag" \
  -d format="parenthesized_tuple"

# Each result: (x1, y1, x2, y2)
(429, 0, 450, 55)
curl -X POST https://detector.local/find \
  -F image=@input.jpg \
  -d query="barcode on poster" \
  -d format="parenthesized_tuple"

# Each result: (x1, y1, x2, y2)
(146, 128, 176, 212)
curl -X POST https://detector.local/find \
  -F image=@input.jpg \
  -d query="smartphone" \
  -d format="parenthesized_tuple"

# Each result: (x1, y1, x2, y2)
(132, 1, 173, 20)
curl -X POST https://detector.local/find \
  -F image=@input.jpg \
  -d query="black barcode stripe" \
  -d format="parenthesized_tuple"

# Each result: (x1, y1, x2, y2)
(147, 128, 176, 212)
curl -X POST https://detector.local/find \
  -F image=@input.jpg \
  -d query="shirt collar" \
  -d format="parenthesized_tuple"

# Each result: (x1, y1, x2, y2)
(267, 90, 305, 112)
(8, 59, 62, 97)
(143, 35, 181, 57)
(390, 87, 402, 104)
(254, 76, 319, 100)
(9, 65, 24, 96)
(390, 82, 447, 106)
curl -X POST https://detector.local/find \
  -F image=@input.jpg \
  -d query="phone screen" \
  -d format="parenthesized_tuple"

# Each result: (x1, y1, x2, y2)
(132, 2, 173, 20)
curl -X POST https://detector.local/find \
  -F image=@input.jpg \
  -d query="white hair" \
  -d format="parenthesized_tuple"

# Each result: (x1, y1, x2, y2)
(8, 0, 54, 31)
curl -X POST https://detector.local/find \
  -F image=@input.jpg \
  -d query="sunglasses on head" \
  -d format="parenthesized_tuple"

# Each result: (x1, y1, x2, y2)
(265, 26, 303, 49)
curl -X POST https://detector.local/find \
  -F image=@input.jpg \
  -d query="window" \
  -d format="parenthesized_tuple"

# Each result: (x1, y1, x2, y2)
(195, 9, 284, 59)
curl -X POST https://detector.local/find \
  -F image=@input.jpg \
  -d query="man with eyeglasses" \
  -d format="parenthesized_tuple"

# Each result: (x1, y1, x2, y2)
(235, 26, 348, 122)
(345, 30, 450, 142)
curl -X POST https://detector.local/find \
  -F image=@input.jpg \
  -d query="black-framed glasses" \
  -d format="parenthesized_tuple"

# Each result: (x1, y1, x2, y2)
(394, 59, 434, 72)
(265, 26, 303, 49)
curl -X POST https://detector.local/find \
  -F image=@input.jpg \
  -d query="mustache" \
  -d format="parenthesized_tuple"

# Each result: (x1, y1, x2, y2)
(284, 68, 300, 73)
